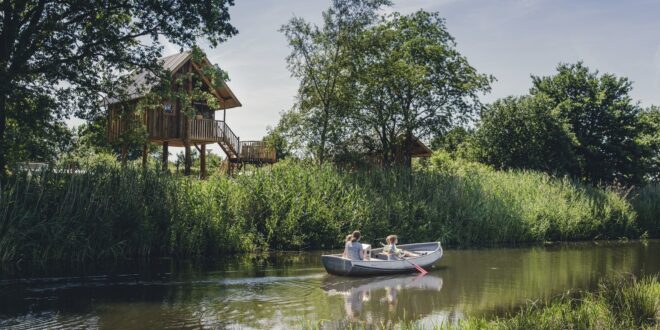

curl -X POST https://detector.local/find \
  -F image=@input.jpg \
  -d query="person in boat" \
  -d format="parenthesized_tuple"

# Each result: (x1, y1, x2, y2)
(383, 235, 419, 260)
(341, 234, 353, 258)
(343, 231, 363, 260)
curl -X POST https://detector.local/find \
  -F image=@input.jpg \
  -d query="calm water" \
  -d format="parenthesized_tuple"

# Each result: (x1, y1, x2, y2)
(1, 240, 659, 329)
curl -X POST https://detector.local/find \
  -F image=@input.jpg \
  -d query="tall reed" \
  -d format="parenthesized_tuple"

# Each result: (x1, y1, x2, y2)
(0, 158, 656, 265)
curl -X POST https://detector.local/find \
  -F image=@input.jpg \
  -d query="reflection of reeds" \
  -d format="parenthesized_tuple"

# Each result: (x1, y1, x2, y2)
(0, 160, 657, 265)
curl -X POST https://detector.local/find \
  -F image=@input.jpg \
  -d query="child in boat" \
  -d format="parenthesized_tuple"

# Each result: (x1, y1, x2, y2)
(383, 235, 419, 260)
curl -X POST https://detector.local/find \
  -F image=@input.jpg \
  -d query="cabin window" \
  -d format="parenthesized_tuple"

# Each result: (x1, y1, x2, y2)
(163, 101, 174, 115)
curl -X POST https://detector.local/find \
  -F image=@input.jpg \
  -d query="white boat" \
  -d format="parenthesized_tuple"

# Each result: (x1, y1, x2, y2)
(321, 242, 443, 276)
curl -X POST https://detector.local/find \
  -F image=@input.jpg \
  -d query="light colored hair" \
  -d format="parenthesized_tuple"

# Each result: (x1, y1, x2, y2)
(386, 235, 398, 244)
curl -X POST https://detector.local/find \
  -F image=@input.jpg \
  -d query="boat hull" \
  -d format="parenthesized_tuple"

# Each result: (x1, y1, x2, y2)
(321, 242, 443, 276)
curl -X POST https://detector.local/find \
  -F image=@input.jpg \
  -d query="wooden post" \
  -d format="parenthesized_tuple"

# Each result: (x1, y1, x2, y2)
(142, 144, 148, 168)
(200, 144, 207, 179)
(120, 143, 127, 166)
(184, 142, 191, 176)
(162, 141, 169, 172)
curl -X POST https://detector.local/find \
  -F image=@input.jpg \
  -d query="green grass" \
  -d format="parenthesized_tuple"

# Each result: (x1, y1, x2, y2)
(303, 275, 659, 330)
(0, 157, 657, 265)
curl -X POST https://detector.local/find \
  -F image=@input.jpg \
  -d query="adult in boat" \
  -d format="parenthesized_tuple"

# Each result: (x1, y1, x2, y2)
(383, 235, 419, 260)
(343, 231, 364, 260)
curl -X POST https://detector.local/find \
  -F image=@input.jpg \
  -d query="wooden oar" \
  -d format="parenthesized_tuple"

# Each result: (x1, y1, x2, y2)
(403, 256, 428, 275)
(380, 242, 428, 275)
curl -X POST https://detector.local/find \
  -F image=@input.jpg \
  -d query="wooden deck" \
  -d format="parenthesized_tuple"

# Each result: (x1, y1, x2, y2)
(108, 114, 276, 164)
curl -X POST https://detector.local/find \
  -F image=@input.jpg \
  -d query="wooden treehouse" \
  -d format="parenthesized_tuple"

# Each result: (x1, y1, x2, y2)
(106, 51, 276, 177)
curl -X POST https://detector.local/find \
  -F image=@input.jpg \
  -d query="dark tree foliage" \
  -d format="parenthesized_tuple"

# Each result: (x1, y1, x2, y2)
(474, 63, 649, 184)
(531, 63, 645, 184)
(430, 126, 472, 156)
(0, 0, 238, 177)
(473, 96, 576, 174)
(638, 106, 660, 182)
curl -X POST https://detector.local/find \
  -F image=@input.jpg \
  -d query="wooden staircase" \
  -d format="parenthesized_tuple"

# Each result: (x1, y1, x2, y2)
(211, 120, 275, 164)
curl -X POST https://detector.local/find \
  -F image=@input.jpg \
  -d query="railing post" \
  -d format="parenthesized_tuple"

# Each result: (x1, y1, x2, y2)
(237, 137, 240, 157)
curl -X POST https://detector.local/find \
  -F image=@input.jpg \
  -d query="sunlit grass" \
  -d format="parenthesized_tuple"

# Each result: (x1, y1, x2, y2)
(0, 159, 657, 265)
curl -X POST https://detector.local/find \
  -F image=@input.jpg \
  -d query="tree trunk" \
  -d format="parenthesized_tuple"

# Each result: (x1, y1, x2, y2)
(162, 141, 169, 172)
(404, 131, 413, 169)
(199, 144, 206, 179)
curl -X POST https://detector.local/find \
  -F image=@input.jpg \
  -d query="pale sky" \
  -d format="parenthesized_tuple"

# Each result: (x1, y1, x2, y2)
(73, 0, 660, 157)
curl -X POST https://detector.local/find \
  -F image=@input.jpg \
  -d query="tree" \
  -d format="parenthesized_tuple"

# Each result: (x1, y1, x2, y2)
(280, 0, 390, 164)
(472, 63, 649, 184)
(638, 106, 660, 182)
(354, 11, 492, 167)
(0, 0, 238, 177)
(472, 96, 576, 174)
(430, 127, 471, 156)
(4, 91, 73, 166)
(530, 62, 645, 184)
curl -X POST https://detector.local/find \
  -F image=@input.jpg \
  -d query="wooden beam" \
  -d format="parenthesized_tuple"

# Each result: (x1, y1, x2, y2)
(162, 141, 169, 172)
(184, 141, 192, 176)
(194, 144, 201, 153)
(200, 144, 207, 180)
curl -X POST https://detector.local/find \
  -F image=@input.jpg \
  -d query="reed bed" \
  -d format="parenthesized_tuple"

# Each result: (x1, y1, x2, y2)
(0, 159, 657, 265)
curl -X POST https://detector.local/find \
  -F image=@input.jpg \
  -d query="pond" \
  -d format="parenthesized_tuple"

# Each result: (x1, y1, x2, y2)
(1, 240, 658, 329)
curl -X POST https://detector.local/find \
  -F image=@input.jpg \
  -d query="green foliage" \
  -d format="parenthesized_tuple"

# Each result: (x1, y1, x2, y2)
(280, 0, 390, 163)
(628, 184, 660, 237)
(2, 159, 657, 266)
(474, 62, 651, 185)
(354, 11, 492, 166)
(3, 91, 73, 168)
(0, 0, 238, 177)
(280, 3, 491, 167)
(638, 106, 660, 182)
(473, 96, 576, 174)
(452, 276, 660, 330)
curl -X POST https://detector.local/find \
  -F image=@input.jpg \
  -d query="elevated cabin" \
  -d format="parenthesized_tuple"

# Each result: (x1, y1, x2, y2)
(106, 51, 275, 177)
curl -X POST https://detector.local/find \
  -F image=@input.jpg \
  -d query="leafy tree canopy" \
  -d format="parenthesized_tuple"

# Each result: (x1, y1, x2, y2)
(474, 62, 651, 184)
(0, 0, 238, 176)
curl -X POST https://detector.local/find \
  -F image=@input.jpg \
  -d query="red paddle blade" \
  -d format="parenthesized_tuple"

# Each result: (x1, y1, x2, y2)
(411, 262, 428, 275)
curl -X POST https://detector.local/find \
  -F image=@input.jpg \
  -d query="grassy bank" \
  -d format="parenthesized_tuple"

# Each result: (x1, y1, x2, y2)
(455, 275, 660, 330)
(0, 159, 658, 265)
(306, 275, 660, 330)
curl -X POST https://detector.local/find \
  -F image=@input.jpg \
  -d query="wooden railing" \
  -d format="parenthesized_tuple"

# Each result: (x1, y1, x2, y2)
(189, 119, 240, 158)
(239, 141, 276, 163)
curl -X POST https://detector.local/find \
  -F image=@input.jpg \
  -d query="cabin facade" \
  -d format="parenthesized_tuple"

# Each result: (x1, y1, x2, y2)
(106, 51, 275, 177)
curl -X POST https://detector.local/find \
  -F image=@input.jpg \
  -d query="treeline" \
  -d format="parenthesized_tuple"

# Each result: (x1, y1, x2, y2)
(431, 63, 660, 185)
(273, 1, 659, 186)
(1, 160, 657, 265)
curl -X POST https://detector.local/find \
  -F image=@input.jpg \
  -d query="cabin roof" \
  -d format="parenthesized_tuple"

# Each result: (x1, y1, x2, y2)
(410, 137, 432, 158)
(106, 51, 241, 109)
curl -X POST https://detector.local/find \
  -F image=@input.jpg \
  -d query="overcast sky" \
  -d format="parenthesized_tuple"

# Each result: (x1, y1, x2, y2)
(76, 0, 660, 157)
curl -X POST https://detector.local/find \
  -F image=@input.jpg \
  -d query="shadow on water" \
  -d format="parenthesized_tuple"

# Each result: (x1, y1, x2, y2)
(0, 240, 658, 329)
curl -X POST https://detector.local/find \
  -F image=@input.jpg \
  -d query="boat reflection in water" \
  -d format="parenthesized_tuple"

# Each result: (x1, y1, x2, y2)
(321, 274, 444, 327)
